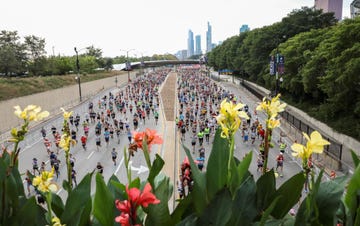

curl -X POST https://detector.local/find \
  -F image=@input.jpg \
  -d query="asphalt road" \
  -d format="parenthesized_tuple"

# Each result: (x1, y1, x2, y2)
(18, 69, 305, 204)
(18, 73, 164, 200)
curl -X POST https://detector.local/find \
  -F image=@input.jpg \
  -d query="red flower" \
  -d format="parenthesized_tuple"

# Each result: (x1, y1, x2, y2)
(127, 183, 160, 208)
(115, 183, 160, 226)
(132, 129, 163, 151)
(144, 128, 163, 150)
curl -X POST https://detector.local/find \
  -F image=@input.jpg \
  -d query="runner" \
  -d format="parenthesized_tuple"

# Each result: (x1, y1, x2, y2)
(111, 148, 117, 166)
(81, 134, 87, 150)
(276, 152, 284, 177)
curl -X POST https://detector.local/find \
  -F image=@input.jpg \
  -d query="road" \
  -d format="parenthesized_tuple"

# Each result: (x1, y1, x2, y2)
(17, 68, 305, 204)
(18, 71, 165, 200)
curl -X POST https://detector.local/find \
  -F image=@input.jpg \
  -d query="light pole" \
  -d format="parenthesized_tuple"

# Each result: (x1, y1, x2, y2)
(74, 47, 82, 102)
(120, 49, 135, 83)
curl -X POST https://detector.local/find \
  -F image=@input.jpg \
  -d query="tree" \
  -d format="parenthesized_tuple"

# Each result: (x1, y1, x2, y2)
(0, 30, 27, 76)
(24, 35, 47, 76)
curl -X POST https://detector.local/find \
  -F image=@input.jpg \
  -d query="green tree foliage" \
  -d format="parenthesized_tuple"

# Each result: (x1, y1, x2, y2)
(24, 35, 47, 76)
(0, 30, 27, 76)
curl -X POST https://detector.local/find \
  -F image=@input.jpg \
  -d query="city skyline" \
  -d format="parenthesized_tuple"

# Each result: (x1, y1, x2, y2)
(1, 0, 353, 57)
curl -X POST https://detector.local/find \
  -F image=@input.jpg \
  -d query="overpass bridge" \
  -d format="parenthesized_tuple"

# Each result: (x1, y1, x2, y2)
(113, 60, 200, 70)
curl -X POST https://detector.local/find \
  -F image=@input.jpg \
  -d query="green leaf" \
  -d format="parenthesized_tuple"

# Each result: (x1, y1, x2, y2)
(145, 175, 171, 226)
(206, 128, 229, 200)
(351, 150, 360, 168)
(345, 163, 360, 225)
(256, 169, 276, 210)
(257, 196, 281, 226)
(176, 213, 198, 226)
(108, 176, 126, 201)
(129, 177, 140, 189)
(228, 176, 258, 225)
(61, 173, 92, 226)
(93, 173, 115, 226)
(17, 196, 47, 226)
(316, 180, 345, 225)
(271, 172, 305, 219)
(229, 151, 253, 195)
(183, 144, 207, 214)
(171, 193, 194, 224)
(197, 188, 232, 226)
(50, 193, 65, 217)
(78, 199, 93, 226)
(148, 154, 165, 188)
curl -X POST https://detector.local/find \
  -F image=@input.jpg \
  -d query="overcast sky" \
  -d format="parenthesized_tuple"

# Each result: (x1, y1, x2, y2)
(1, 0, 353, 57)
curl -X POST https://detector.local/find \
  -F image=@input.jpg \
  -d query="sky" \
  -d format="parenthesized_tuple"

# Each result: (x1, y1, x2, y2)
(1, 0, 353, 57)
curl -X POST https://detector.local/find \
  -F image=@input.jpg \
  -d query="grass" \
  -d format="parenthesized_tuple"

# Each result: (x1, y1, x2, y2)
(0, 71, 124, 101)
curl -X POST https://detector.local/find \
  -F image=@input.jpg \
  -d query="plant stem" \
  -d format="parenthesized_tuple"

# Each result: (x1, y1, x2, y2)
(262, 128, 270, 174)
(11, 142, 19, 167)
(227, 135, 235, 183)
(46, 192, 53, 224)
(65, 151, 72, 190)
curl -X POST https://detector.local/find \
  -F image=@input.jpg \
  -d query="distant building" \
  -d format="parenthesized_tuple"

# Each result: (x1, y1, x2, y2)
(351, 0, 360, 18)
(187, 29, 194, 57)
(206, 22, 212, 53)
(315, 0, 343, 20)
(175, 50, 188, 60)
(195, 35, 202, 56)
(239, 24, 250, 34)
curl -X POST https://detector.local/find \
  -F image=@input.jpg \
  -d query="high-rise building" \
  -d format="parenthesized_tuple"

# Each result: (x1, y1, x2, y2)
(206, 22, 212, 53)
(187, 29, 194, 57)
(315, 0, 343, 20)
(351, 0, 360, 18)
(239, 24, 250, 34)
(195, 35, 202, 55)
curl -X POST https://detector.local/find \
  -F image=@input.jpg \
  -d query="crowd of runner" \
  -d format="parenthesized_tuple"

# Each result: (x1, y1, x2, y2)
(27, 68, 170, 198)
(25, 66, 286, 201)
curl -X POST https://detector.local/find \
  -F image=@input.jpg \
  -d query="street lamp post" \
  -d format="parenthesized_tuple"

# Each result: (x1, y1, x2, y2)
(120, 49, 135, 83)
(74, 47, 82, 102)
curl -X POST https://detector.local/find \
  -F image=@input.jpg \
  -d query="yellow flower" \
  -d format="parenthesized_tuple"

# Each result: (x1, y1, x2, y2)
(256, 94, 286, 118)
(216, 99, 248, 138)
(267, 118, 280, 129)
(14, 105, 49, 122)
(60, 108, 72, 120)
(32, 168, 58, 193)
(52, 217, 65, 226)
(59, 134, 76, 152)
(291, 131, 330, 160)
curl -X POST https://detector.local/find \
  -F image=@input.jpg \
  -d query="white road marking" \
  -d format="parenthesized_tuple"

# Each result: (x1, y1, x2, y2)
(114, 157, 124, 175)
(87, 151, 95, 159)
(56, 188, 63, 195)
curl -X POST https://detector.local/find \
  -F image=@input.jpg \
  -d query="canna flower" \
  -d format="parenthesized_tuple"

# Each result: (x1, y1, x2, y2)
(291, 131, 330, 160)
(59, 134, 76, 152)
(256, 94, 286, 119)
(216, 99, 248, 138)
(132, 129, 163, 151)
(60, 108, 73, 120)
(115, 183, 160, 226)
(14, 105, 49, 122)
(32, 168, 58, 193)
(267, 118, 280, 129)
(52, 217, 65, 226)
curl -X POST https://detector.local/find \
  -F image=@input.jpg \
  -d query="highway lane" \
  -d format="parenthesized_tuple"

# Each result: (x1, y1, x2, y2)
(19, 71, 166, 200)
(176, 72, 304, 201)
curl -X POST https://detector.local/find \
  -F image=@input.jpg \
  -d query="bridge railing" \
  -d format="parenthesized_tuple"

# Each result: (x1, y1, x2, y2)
(239, 79, 352, 174)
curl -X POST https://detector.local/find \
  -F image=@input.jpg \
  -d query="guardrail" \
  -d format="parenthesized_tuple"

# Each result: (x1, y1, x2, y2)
(239, 79, 353, 175)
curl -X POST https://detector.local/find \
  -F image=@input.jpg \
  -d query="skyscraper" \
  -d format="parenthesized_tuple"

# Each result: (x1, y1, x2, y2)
(239, 24, 250, 34)
(195, 35, 202, 55)
(315, 0, 343, 20)
(187, 29, 194, 58)
(351, 0, 360, 18)
(206, 22, 212, 53)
